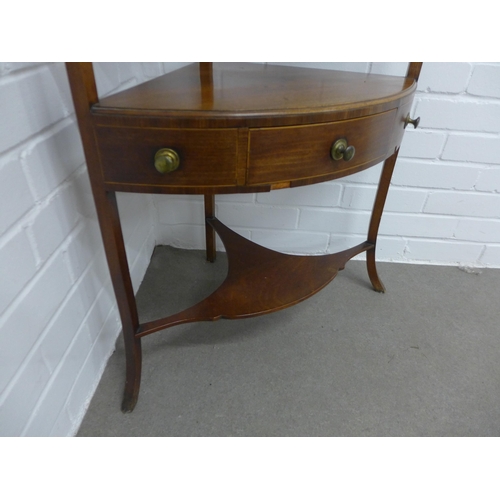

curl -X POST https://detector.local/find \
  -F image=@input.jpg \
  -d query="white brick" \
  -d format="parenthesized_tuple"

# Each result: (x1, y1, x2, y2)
(0, 62, 43, 75)
(23, 325, 93, 437)
(0, 346, 51, 436)
(122, 212, 154, 273)
(116, 192, 154, 242)
(65, 320, 119, 425)
(169, 224, 206, 249)
(161, 62, 194, 74)
(327, 233, 365, 254)
(371, 236, 408, 261)
(404, 239, 483, 264)
(251, 229, 329, 254)
(417, 63, 472, 93)
(72, 168, 97, 219)
(87, 306, 119, 367)
(22, 120, 85, 200)
(340, 184, 376, 210)
(47, 64, 74, 120)
(380, 213, 458, 239)
(215, 193, 255, 203)
(154, 223, 172, 247)
(30, 184, 82, 262)
(424, 191, 500, 218)
(454, 219, 500, 243)
(328, 234, 407, 261)
(93, 63, 121, 97)
(399, 131, 446, 159)
(299, 209, 370, 234)
(342, 162, 383, 184)
(479, 245, 500, 266)
(49, 408, 73, 437)
(442, 134, 500, 164)
(129, 230, 156, 293)
(0, 64, 70, 151)
(341, 185, 426, 213)
(0, 230, 37, 315)
(475, 168, 500, 192)
(42, 253, 113, 370)
(39, 287, 93, 373)
(392, 159, 479, 190)
(70, 264, 114, 340)
(85, 288, 117, 347)
(217, 204, 298, 229)
(115, 62, 143, 84)
(256, 183, 341, 208)
(63, 220, 103, 282)
(155, 197, 205, 225)
(0, 254, 73, 394)
(92, 62, 152, 97)
(468, 64, 500, 98)
(141, 63, 165, 79)
(371, 62, 408, 77)
(415, 98, 500, 133)
(0, 158, 34, 234)
(268, 62, 370, 73)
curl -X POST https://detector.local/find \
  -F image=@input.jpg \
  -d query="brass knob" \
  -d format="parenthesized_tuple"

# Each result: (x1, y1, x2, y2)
(331, 138, 355, 162)
(154, 148, 180, 174)
(404, 114, 420, 129)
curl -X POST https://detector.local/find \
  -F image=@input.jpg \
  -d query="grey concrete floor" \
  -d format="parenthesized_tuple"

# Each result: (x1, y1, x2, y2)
(77, 246, 500, 436)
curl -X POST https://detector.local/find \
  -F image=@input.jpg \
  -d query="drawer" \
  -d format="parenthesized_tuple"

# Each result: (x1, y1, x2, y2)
(247, 110, 398, 186)
(95, 127, 239, 187)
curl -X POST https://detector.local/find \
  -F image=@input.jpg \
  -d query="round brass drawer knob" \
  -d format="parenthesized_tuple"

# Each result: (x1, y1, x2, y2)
(404, 114, 420, 129)
(154, 148, 180, 174)
(331, 138, 355, 162)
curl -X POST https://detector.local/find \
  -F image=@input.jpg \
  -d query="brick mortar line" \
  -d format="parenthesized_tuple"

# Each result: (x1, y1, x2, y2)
(0, 114, 76, 163)
(0, 163, 87, 249)
(0, 62, 58, 85)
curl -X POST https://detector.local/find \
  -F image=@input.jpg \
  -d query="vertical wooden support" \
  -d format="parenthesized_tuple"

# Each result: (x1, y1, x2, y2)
(65, 63, 142, 412)
(366, 151, 398, 292)
(365, 62, 422, 292)
(204, 194, 216, 262)
(199, 63, 216, 262)
(199, 62, 214, 108)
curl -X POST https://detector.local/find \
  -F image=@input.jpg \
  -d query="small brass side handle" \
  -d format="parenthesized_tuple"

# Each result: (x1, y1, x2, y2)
(404, 114, 420, 129)
(331, 138, 355, 162)
(154, 148, 180, 174)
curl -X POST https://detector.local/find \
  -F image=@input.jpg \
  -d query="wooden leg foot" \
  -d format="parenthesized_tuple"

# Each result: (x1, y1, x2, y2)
(121, 336, 142, 413)
(366, 247, 385, 293)
(121, 391, 139, 413)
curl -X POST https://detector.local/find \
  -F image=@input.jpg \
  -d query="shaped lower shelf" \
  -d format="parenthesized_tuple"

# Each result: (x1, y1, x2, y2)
(137, 218, 373, 338)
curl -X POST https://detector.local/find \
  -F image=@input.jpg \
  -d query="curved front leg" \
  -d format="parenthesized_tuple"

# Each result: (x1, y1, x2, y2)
(366, 150, 399, 293)
(366, 247, 385, 293)
(122, 334, 142, 412)
(98, 192, 142, 412)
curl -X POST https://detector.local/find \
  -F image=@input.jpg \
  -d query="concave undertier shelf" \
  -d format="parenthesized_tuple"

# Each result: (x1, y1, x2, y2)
(137, 218, 374, 338)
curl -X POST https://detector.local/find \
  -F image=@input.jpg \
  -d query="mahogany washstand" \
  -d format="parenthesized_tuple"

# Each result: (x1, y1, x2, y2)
(66, 62, 422, 411)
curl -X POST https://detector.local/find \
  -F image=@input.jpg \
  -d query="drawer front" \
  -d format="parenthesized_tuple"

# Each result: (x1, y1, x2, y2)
(95, 127, 238, 187)
(247, 110, 397, 186)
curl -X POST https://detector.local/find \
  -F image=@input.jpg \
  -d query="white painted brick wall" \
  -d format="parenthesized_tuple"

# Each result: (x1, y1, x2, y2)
(0, 62, 189, 436)
(154, 62, 500, 269)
